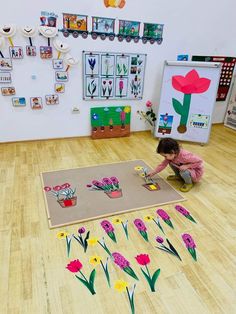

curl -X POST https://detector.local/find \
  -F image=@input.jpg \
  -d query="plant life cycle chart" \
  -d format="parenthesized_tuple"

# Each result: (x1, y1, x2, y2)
(83, 51, 146, 100)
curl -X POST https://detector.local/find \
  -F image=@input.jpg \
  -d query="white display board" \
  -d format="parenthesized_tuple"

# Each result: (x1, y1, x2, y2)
(155, 61, 221, 143)
(224, 76, 236, 130)
(83, 51, 146, 100)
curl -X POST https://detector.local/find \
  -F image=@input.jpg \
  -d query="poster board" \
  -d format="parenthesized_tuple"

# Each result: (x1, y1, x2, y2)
(83, 51, 146, 100)
(224, 76, 236, 130)
(155, 61, 221, 143)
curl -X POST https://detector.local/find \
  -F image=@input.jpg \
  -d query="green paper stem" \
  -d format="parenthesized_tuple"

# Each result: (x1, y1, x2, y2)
(123, 266, 139, 281)
(139, 230, 149, 242)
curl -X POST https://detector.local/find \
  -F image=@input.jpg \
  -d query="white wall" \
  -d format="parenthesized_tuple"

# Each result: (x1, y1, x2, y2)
(0, 0, 235, 142)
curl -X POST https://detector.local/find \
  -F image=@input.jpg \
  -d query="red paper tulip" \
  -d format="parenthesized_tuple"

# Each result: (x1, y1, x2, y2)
(135, 254, 150, 266)
(66, 259, 83, 272)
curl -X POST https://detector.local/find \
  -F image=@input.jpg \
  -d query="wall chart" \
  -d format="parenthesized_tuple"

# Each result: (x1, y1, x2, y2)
(83, 51, 146, 100)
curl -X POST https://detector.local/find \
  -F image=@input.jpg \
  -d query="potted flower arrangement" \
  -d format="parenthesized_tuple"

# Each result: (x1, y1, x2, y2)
(137, 100, 157, 127)
(44, 183, 77, 208)
(87, 176, 122, 199)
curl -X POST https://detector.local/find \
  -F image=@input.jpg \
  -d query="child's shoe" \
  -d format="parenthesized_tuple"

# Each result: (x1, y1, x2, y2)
(167, 175, 182, 181)
(180, 183, 193, 192)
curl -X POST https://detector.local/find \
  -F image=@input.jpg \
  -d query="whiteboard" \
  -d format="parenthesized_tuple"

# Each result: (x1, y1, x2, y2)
(224, 76, 236, 131)
(155, 61, 221, 143)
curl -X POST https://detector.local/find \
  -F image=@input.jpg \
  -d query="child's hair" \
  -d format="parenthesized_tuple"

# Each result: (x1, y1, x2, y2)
(157, 138, 180, 154)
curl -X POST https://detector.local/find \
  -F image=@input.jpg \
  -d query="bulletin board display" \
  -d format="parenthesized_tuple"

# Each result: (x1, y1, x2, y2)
(155, 61, 221, 144)
(82, 51, 146, 100)
(192, 55, 236, 101)
(224, 76, 236, 130)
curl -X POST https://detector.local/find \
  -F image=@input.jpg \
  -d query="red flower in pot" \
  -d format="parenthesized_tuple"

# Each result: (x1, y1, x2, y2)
(44, 183, 77, 208)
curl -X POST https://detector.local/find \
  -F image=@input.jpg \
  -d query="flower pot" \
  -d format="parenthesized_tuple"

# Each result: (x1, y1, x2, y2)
(58, 196, 77, 208)
(104, 189, 122, 199)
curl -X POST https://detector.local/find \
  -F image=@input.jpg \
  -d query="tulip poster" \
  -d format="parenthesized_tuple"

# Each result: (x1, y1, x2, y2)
(156, 61, 221, 143)
(83, 51, 146, 100)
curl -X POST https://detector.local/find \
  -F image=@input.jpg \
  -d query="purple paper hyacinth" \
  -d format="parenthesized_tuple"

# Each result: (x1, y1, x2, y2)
(102, 177, 113, 185)
(156, 209, 174, 229)
(134, 219, 147, 231)
(92, 180, 105, 189)
(182, 233, 197, 261)
(112, 252, 130, 269)
(101, 220, 117, 243)
(175, 205, 197, 223)
(112, 252, 139, 280)
(134, 219, 149, 242)
(110, 176, 119, 184)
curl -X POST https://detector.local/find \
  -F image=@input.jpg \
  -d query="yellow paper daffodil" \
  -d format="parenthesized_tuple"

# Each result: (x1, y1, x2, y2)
(144, 215, 154, 222)
(87, 237, 98, 246)
(114, 279, 128, 292)
(139, 173, 145, 177)
(134, 166, 144, 171)
(112, 217, 123, 224)
(56, 231, 69, 239)
(89, 255, 102, 266)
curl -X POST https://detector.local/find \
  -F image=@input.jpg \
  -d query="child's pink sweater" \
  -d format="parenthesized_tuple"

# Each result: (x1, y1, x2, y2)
(154, 149, 204, 182)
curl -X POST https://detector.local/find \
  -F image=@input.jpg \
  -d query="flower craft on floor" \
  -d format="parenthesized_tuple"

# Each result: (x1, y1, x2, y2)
(144, 215, 165, 234)
(112, 252, 139, 281)
(66, 259, 96, 295)
(57, 231, 73, 257)
(133, 218, 149, 242)
(87, 176, 122, 199)
(175, 204, 197, 223)
(73, 227, 90, 253)
(89, 255, 111, 287)
(87, 236, 112, 257)
(114, 280, 136, 314)
(156, 209, 174, 229)
(156, 236, 182, 261)
(134, 166, 160, 190)
(135, 254, 161, 292)
(182, 233, 197, 261)
(113, 217, 129, 240)
(101, 220, 117, 243)
(44, 183, 77, 208)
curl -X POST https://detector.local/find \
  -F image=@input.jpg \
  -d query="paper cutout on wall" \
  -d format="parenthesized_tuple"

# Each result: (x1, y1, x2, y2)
(1, 87, 15, 96)
(30, 97, 43, 110)
(142, 23, 164, 44)
(9, 46, 23, 59)
(20, 26, 37, 50)
(0, 58, 12, 71)
(53, 38, 70, 59)
(45, 94, 59, 105)
(64, 54, 79, 72)
(104, 0, 126, 8)
(172, 69, 211, 133)
(40, 11, 58, 27)
(61, 13, 88, 38)
(189, 114, 210, 129)
(40, 46, 52, 59)
(0, 24, 17, 47)
(0, 72, 11, 83)
(90, 106, 131, 139)
(118, 20, 140, 42)
(91, 17, 115, 40)
(12, 97, 26, 107)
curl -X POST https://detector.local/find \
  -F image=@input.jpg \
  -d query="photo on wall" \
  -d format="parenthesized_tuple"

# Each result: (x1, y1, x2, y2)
(85, 77, 99, 98)
(9, 46, 23, 59)
(85, 53, 99, 76)
(1, 87, 15, 96)
(55, 83, 65, 93)
(0, 58, 12, 71)
(12, 97, 26, 107)
(26, 46, 37, 56)
(101, 78, 114, 98)
(40, 46, 53, 59)
(53, 59, 63, 69)
(0, 72, 11, 83)
(115, 77, 128, 98)
(55, 71, 68, 82)
(101, 54, 115, 76)
(45, 94, 59, 105)
(116, 55, 129, 76)
(30, 97, 43, 110)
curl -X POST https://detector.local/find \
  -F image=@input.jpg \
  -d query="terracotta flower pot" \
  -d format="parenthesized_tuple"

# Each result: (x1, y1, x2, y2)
(58, 196, 77, 208)
(105, 189, 122, 199)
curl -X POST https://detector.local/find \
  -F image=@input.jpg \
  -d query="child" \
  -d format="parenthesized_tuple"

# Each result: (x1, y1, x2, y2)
(147, 138, 203, 192)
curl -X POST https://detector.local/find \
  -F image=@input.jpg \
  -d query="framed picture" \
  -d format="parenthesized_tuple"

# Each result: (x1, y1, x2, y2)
(1, 87, 15, 96)
(40, 46, 53, 59)
(0, 72, 11, 83)
(9, 46, 24, 59)
(45, 94, 59, 105)
(84, 53, 99, 76)
(101, 54, 115, 76)
(26, 45, 37, 56)
(55, 83, 65, 93)
(30, 97, 43, 109)
(55, 71, 68, 82)
(12, 97, 26, 107)
(0, 58, 12, 71)
(92, 16, 115, 34)
(52, 59, 63, 69)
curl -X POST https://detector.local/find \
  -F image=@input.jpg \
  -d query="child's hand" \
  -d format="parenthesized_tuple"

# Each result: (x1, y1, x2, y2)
(179, 165, 189, 171)
(146, 171, 157, 177)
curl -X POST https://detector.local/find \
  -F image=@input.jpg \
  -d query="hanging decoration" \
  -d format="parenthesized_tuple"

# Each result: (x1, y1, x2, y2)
(64, 54, 79, 72)
(52, 38, 70, 59)
(0, 24, 17, 47)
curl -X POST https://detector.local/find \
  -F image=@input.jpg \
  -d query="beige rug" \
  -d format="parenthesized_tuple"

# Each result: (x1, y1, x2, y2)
(41, 160, 185, 228)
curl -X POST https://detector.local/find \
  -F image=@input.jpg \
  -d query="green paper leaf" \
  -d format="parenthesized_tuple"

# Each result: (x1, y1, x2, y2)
(164, 219, 174, 229)
(89, 269, 96, 288)
(140, 230, 149, 242)
(84, 231, 90, 252)
(124, 266, 139, 281)
(172, 98, 183, 115)
(166, 239, 182, 261)
(141, 267, 152, 286)
(75, 274, 96, 295)
(151, 268, 161, 288)
(107, 231, 117, 243)
(188, 248, 197, 261)
(186, 214, 197, 223)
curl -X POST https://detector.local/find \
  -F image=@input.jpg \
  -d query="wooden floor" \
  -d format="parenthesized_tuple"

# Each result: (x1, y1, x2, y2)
(0, 124, 236, 314)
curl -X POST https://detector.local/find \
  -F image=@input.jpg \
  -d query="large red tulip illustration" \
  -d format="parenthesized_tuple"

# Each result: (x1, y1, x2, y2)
(172, 69, 211, 133)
